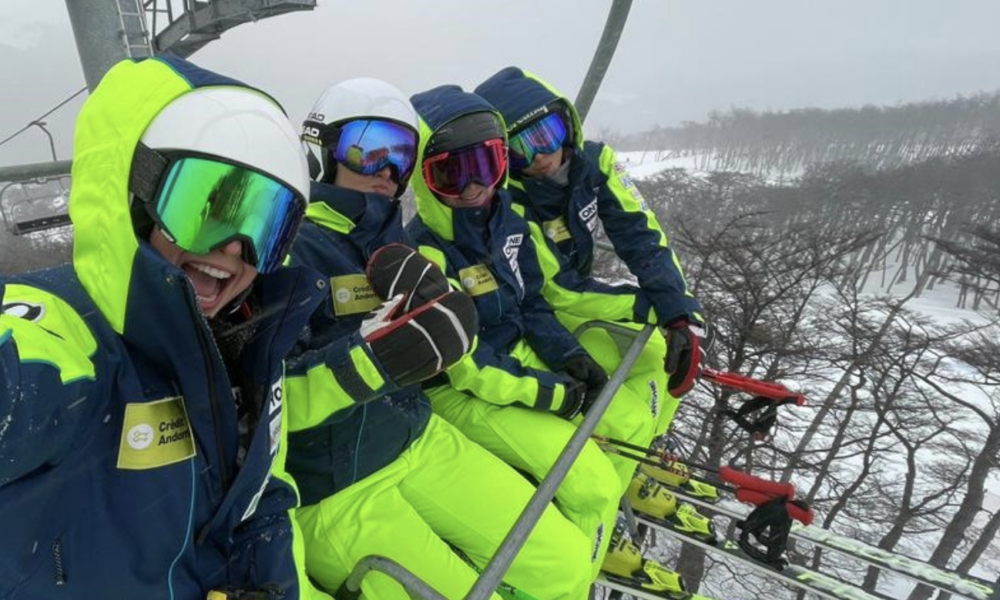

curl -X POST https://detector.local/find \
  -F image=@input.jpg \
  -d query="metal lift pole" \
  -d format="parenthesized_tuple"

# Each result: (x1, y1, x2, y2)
(463, 325, 655, 600)
(574, 0, 634, 124)
(65, 0, 138, 91)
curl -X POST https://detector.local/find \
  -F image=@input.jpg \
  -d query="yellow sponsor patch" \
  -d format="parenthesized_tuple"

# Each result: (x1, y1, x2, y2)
(118, 397, 196, 470)
(543, 216, 572, 243)
(459, 264, 499, 296)
(330, 274, 381, 316)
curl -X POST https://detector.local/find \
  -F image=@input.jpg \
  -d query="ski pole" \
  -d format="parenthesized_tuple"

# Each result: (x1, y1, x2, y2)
(700, 367, 807, 404)
(699, 367, 806, 440)
(593, 435, 814, 525)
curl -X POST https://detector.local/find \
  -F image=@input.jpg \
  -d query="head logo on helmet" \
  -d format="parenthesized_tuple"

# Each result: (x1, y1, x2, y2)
(302, 78, 420, 198)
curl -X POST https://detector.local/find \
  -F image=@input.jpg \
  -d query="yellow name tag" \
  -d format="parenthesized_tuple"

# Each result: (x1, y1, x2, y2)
(330, 274, 382, 316)
(459, 264, 499, 296)
(118, 397, 196, 470)
(543, 216, 572, 243)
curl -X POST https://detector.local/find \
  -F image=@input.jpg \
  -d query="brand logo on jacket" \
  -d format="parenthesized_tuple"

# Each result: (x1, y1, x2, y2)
(503, 234, 525, 291)
(331, 274, 381, 316)
(1, 301, 44, 322)
(459, 264, 499, 296)
(241, 378, 285, 522)
(117, 397, 196, 470)
(578, 199, 598, 233)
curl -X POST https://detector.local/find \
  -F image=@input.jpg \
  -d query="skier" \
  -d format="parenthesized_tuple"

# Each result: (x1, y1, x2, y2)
(405, 84, 688, 597)
(0, 55, 393, 600)
(286, 78, 592, 600)
(474, 68, 720, 526)
(474, 67, 708, 436)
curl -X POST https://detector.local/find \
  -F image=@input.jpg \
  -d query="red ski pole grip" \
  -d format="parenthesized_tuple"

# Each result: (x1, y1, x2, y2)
(735, 490, 816, 526)
(721, 466, 795, 498)
(788, 501, 815, 526)
(735, 488, 775, 506)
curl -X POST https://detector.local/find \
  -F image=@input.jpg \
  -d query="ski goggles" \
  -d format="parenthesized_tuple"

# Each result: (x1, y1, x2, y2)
(422, 138, 507, 198)
(146, 154, 306, 274)
(331, 119, 417, 182)
(508, 111, 569, 171)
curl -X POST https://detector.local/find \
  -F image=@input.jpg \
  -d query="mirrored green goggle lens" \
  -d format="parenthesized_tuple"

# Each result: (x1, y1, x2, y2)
(154, 157, 305, 274)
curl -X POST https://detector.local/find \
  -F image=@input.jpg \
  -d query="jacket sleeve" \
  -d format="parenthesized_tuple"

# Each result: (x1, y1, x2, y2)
(283, 331, 399, 432)
(443, 338, 577, 414)
(514, 224, 590, 367)
(416, 234, 579, 415)
(589, 142, 704, 325)
(515, 202, 653, 324)
(0, 284, 98, 485)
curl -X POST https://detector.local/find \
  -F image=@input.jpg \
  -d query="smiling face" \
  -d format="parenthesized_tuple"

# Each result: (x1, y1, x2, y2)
(149, 226, 258, 318)
(437, 181, 496, 209)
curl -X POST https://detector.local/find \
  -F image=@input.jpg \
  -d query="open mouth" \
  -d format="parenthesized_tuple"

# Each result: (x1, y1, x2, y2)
(182, 261, 235, 314)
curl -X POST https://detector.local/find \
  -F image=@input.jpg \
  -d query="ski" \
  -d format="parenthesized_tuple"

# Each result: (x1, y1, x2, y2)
(595, 576, 716, 600)
(595, 434, 995, 600)
(635, 513, 895, 600)
(666, 487, 996, 600)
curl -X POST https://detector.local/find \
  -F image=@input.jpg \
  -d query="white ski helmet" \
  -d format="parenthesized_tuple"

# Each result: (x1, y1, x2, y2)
(302, 77, 419, 197)
(135, 86, 309, 275)
(140, 86, 309, 200)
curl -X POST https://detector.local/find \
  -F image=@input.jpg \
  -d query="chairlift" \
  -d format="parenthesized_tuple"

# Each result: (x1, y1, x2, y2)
(0, 178, 72, 236)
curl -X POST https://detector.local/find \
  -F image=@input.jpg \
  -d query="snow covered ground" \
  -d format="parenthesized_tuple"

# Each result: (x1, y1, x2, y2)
(611, 150, 1000, 596)
(617, 150, 710, 179)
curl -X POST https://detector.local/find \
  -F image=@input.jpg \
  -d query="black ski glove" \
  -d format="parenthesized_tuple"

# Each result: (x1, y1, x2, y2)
(361, 291, 478, 387)
(555, 354, 608, 419)
(366, 243, 451, 313)
(664, 320, 705, 398)
(555, 378, 588, 420)
(565, 354, 609, 391)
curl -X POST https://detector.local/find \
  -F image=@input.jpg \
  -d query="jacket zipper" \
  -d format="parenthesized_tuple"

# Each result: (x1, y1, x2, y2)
(52, 540, 65, 585)
(187, 292, 231, 546)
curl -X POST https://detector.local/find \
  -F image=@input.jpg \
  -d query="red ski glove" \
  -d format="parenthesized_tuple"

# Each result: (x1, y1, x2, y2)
(664, 320, 704, 397)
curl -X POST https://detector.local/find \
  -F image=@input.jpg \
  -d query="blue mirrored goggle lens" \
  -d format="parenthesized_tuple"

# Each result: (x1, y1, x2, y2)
(154, 157, 305, 274)
(333, 119, 418, 181)
(509, 112, 568, 171)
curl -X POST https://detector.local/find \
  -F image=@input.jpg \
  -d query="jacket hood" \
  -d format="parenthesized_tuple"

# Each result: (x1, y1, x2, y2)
(69, 55, 278, 334)
(474, 66, 585, 154)
(409, 85, 508, 241)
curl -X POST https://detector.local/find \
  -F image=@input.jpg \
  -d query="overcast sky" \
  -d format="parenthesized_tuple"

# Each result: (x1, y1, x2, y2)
(2, 0, 1000, 166)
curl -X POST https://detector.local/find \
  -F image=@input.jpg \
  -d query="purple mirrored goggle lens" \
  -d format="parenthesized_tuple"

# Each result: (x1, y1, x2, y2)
(423, 139, 508, 198)
(332, 119, 418, 181)
(508, 112, 568, 171)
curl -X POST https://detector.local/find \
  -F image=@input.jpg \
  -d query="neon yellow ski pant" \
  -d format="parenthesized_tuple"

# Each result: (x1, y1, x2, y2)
(295, 414, 592, 600)
(428, 326, 664, 581)
(556, 314, 677, 436)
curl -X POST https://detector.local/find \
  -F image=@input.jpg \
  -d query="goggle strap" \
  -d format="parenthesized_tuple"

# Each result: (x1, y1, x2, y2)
(129, 142, 171, 203)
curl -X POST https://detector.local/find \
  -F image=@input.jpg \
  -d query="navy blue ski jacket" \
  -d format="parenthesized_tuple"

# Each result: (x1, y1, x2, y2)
(0, 56, 383, 600)
(406, 85, 585, 415)
(286, 182, 431, 505)
(476, 67, 704, 326)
